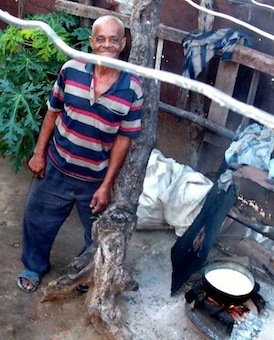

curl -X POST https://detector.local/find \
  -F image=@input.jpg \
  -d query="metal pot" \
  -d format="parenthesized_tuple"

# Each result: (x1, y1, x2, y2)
(203, 260, 259, 305)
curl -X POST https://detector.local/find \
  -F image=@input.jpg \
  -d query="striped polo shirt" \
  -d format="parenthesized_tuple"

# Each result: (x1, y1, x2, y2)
(46, 59, 143, 181)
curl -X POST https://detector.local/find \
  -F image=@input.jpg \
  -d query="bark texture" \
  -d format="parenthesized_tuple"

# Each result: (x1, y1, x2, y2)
(43, 1, 163, 338)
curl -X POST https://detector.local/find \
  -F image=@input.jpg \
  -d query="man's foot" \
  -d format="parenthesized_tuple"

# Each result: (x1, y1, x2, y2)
(76, 284, 89, 293)
(17, 269, 40, 293)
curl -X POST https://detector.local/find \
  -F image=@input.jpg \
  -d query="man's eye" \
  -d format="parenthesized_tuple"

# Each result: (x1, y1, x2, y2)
(110, 38, 119, 44)
(96, 38, 104, 43)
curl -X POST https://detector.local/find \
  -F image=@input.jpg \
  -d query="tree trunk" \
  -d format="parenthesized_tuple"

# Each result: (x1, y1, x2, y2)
(42, 0, 163, 338)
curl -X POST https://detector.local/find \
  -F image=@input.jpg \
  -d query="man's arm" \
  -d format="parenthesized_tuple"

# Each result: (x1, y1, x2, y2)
(28, 110, 58, 178)
(90, 134, 131, 213)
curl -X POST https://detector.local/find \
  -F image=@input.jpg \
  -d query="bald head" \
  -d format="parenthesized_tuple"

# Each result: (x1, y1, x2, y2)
(92, 15, 125, 38)
(89, 15, 127, 59)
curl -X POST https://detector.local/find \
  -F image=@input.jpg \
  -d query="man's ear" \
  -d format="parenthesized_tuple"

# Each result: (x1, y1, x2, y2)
(89, 36, 94, 51)
(121, 37, 126, 51)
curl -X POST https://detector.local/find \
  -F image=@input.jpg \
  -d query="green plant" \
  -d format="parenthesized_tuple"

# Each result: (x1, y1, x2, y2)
(0, 12, 91, 171)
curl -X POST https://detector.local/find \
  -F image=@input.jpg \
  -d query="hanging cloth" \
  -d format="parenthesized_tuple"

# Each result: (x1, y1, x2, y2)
(182, 28, 252, 79)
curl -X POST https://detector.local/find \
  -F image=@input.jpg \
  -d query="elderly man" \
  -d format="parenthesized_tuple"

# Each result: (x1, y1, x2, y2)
(17, 15, 143, 292)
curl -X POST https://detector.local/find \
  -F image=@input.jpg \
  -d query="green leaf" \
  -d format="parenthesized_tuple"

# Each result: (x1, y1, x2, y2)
(0, 11, 90, 171)
(0, 25, 24, 56)
(5, 50, 50, 84)
(71, 27, 91, 52)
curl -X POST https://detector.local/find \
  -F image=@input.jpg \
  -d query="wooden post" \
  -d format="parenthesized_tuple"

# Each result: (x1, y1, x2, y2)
(79, 0, 92, 27)
(178, 0, 214, 170)
(198, 0, 214, 32)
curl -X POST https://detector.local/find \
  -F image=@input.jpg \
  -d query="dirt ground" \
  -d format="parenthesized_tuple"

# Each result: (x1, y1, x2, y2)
(0, 157, 199, 340)
(1, 156, 274, 340)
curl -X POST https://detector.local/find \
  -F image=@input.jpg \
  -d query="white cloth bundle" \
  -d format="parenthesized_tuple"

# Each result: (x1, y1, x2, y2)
(137, 149, 213, 236)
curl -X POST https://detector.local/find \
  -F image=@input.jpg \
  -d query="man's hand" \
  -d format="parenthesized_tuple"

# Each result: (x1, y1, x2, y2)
(90, 135, 130, 214)
(90, 186, 111, 214)
(27, 110, 57, 179)
(28, 154, 46, 179)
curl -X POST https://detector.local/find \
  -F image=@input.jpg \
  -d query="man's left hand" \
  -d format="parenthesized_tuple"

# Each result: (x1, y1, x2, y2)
(90, 186, 111, 213)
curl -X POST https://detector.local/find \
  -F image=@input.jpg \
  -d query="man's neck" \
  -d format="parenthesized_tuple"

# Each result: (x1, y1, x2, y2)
(95, 65, 120, 77)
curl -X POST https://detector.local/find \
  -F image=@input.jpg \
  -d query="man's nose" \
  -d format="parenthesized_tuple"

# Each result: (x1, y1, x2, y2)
(103, 39, 111, 47)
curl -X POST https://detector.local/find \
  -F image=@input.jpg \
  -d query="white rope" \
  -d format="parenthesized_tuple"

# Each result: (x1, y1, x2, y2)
(1, 9, 274, 129)
(184, 0, 274, 42)
(251, 0, 274, 12)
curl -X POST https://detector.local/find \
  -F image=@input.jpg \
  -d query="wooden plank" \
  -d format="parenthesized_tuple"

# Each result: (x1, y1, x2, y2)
(241, 70, 260, 128)
(207, 61, 240, 126)
(203, 60, 240, 144)
(232, 44, 274, 77)
(246, 70, 260, 105)
(78, 0, 92, 27)
(159, 101, 235, 139)
(198, 0, 214, 31)
(55, 0, 130, 25)
(55, 0, 191, 43)
(155, 38, 164, 70)
(157, 24, 191, 44)
(155, 38, 164, 85)
(235, 238, 274, 275)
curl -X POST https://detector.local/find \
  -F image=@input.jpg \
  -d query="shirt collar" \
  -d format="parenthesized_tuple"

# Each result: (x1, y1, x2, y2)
(85, 63, 130, 91)
(85, 63, 95, 74)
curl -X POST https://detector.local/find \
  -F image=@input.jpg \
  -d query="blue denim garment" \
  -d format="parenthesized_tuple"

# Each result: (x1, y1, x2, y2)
(21, 160, 101, 275)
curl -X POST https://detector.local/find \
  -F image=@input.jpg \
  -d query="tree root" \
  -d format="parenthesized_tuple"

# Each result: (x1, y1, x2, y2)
(41, 245, 96, 301)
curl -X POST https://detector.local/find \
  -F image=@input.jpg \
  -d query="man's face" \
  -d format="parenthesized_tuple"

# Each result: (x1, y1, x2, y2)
(89, 19, 126, 59)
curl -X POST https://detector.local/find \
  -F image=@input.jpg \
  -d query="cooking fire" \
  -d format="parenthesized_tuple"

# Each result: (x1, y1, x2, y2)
(185, 260, 268, 339)
(226, 303, 248, 319)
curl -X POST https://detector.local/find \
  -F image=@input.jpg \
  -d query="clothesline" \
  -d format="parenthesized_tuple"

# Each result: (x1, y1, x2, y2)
(184, 0, 274, 42)
(1, 9, 274, 130)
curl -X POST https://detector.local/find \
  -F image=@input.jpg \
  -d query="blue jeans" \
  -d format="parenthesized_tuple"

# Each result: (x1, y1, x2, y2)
(21, 160, 101, 275)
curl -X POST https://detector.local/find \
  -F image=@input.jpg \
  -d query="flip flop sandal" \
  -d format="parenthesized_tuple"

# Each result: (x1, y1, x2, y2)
(17, 269, 40, 293)
(76, 284, 89, 293)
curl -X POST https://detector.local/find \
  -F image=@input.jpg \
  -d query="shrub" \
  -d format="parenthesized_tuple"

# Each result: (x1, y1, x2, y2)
(0, 12, 91, 171)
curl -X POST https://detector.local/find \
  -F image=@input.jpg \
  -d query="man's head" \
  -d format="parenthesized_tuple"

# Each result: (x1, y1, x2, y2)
(89, 15, 126, 59)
